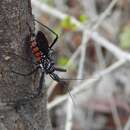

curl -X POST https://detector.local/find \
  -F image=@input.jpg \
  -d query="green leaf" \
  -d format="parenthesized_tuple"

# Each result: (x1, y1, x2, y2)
(120, 25, 130, 49)
(60, 16, 77, 31)
(79, 15, 88, 23)
(57, 56, 69, 66)
(40, 0, 53, 5)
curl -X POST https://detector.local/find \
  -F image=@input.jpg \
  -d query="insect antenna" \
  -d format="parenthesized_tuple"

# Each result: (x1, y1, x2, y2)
(60, 78, 83, 81)
(11, 66, 40, 77)
(58, 80, 76, 106)
(49, 73, 76, 105)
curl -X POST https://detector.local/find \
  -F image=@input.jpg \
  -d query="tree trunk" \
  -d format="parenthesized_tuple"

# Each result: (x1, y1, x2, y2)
(0, 1, 52, 130)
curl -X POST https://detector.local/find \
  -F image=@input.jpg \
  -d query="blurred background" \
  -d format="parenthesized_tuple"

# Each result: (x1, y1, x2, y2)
(31, 0, 130, 130)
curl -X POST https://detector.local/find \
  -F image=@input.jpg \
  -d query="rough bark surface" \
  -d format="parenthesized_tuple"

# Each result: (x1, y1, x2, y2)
(0, 0, 52, 130)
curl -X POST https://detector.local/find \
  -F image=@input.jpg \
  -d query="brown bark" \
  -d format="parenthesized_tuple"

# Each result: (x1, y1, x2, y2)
(0, 0, 52, 130)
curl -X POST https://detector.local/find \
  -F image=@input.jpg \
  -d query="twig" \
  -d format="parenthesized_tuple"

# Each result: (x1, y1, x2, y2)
(108, 96, 122, 130)
(31, 0, 82, 29)
(124, 117, 130, 130)
(32, 0, 130, 62)
(92, 0, 119, 31)
(31, 0, 130, 61)
(31, 2, 130, 129)
(47, 46, 81, 97)
(87, 0, 119, 69)
(48, 60, 126, 109)
(80, 0, 97, 20)
(77, 30, 88, 80)
(65, 98, 74, 130)
(90, 32, 130, 60)
(64, 30, 88, 130)
(65, 1, 119, 129)
(32, 0, 130, 79)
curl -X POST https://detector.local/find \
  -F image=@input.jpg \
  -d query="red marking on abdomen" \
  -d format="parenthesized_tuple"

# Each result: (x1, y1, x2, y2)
(31, 41, 37, 48)
(32, 47, 39, 53)
(30, 40, 43, 62)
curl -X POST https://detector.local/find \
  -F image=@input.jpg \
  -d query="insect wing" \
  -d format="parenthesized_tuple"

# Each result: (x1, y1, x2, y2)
(36, 31, 49, 56)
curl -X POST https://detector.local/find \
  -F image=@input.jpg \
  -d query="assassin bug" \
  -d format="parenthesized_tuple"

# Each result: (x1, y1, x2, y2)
(12, 19, 74, 98)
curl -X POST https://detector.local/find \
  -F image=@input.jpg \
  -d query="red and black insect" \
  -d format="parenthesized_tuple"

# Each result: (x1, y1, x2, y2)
(12, 19, 68, 96)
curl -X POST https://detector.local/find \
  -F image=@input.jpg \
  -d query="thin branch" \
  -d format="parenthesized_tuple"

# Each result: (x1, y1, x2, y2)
(77, 30, 88, 80)
(108, 96, 122, 130)
(65, 1, 119, 129)
(90, 32, 130, 60)
(80, 0, 97, 20)
(92, 0, 119, 31)
(47, 46, 81, 97)
(31, 2, 130, 130)
(65, 98, 74, 130)
(48, 60, 126, 110)
(124, 117, 130, 130)
(32, 0, 130, 86)
(32, 0, 130, 61)
(31, 0, 82, 29)
(64, 30, 88, 130)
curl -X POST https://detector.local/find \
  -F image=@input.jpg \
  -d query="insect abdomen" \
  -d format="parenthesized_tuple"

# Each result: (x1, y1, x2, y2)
(36, 31, 49, 56)
(31, 41, 43, 62)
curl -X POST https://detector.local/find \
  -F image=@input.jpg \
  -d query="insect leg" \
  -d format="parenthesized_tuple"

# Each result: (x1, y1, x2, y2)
(8, 52, 38, 65)
(32, 66, 39, 87)
(49, 73, 61, 82)
(49, 73, 76, 105)
(34, 19, 58, 37)
(11, 66, 40, 76)
(36, 72, 44, 96)
(34, 19, 59, 49)
(55, 67, 67, 72)
(49, 34, 58, 49)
